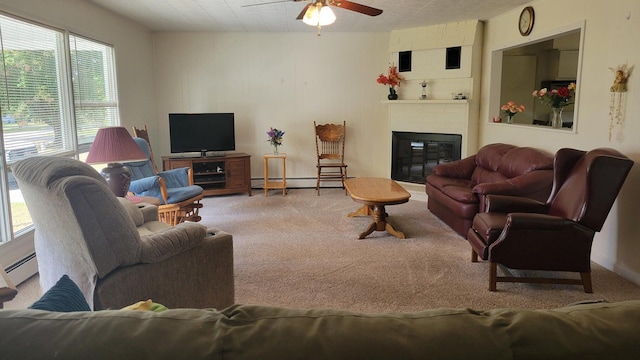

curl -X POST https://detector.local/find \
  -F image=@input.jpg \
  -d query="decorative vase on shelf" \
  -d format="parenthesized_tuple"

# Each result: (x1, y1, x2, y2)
(506, 114, 514, 124)
(388, 87, 398, 100)
(272, 144, 279, 155)
(551, 107, 563, 129)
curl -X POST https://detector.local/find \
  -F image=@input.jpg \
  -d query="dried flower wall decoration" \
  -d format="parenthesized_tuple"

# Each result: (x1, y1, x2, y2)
(609, 63, 633, 141)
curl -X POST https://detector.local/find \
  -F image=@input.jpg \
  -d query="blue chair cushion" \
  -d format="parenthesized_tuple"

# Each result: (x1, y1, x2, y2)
(129, 177, 164, 201)
(159, 168, 190, 188)
(126, 138, 157, 179)
(166, 185, 203, 204)
(129, 176, 162, 194)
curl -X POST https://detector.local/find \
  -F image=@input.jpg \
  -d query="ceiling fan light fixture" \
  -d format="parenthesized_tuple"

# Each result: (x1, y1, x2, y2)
(302, 3, 336, 27)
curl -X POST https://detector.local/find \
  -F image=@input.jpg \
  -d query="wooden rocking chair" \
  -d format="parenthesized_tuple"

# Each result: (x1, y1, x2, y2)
(129, 126, 203, 225)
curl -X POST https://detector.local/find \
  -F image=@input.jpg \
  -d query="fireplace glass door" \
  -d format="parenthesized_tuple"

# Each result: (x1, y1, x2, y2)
(391, 132, 461, 184)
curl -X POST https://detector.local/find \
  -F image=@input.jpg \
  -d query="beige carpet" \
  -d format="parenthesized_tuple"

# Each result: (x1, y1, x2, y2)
(10, 188, 640, 313)
(195, 188, 640, 313)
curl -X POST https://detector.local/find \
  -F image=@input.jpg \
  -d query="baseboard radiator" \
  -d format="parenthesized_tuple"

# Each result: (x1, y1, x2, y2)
(251, 177, 344, 189)
(5, 253, 38, 286)
(250, 177, 427, 202)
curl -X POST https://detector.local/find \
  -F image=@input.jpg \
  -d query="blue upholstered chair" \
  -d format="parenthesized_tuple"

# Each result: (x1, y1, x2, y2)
(126, 137, 204, 225)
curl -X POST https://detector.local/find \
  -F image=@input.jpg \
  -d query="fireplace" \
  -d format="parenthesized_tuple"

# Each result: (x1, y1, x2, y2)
(391, 132, 462, 184)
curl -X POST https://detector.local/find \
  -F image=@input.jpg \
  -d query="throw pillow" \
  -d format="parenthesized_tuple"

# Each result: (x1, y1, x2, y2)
(29, 275, 91, 312)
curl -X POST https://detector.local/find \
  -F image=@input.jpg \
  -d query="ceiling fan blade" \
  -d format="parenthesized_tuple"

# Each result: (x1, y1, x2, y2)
(296, 3, 312, 20)
(331, 0, 383, 16)
(242, 0, 305, 8)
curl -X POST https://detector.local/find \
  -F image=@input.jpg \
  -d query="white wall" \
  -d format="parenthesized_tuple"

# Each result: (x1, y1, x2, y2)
(480, 0, 640, 283)
(0, 0, 157, 133)
(151, 32, 391, 182)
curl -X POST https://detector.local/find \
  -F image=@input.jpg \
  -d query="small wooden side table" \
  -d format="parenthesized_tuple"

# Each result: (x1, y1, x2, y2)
(263, 153, 287, 196)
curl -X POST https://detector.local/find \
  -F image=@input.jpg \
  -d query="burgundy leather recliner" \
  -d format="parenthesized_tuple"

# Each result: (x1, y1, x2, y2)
(467, 147, 634, 293)
(426, 143, 555, 237)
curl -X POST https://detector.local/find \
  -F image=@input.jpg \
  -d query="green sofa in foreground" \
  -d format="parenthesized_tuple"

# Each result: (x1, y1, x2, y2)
(1, 300, 640, 359)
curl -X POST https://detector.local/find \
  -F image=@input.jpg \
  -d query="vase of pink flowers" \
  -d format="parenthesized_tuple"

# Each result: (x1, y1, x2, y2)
(532, 83, 576, 128)
(501, 101, 525, 124)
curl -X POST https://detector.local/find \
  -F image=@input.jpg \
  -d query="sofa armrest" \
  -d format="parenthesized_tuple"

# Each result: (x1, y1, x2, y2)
(139, 222, 207, 263)
(138, 203, 159, 222)
(473, 171, 553, 197)
(116, 197, 145, 226)
(432, 155, 477, 179)
(505, 213, 577, 230)
(484, 195, 549, 213)
(94, 228, 234, 310)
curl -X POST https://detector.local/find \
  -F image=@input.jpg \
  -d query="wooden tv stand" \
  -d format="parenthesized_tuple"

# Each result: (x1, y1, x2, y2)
(162, 153, 251, 196)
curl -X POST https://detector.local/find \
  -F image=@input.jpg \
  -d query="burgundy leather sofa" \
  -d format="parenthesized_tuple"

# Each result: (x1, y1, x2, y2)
(425, 143, 554, 236)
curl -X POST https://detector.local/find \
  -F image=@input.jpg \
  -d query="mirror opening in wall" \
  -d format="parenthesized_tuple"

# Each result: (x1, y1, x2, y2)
(495, 25, 582, 130)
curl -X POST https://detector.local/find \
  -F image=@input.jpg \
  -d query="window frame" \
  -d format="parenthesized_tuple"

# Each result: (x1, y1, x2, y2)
(0, 11, 120, 280)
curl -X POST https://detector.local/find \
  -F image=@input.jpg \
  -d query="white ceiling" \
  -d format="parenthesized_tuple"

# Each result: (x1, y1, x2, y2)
(88, 0, 532, 33)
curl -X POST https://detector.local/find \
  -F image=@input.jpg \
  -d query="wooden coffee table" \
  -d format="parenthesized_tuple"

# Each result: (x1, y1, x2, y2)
(344, 177, 411, 239)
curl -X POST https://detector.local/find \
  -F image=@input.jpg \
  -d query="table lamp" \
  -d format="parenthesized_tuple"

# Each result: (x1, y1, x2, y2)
(86, 126, 147, 197)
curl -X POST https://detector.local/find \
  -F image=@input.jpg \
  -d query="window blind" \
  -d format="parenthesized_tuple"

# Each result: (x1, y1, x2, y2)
(69, 34, 118, 153)
(0, 11, 120, 247)
(0, 15, 73, 160)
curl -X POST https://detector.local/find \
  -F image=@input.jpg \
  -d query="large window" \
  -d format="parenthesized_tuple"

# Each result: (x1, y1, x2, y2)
(70, 35, 119, 156)
(0, 13, 119, 274)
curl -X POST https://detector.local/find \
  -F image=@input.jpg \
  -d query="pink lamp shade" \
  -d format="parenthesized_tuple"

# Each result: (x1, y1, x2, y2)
(86, 127, 147, 197)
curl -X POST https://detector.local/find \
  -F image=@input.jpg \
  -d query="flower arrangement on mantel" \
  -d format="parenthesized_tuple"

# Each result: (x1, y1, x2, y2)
(267, 127, 285, 154)
(377, 64, 404, 100)
(501, 101, 525, 123)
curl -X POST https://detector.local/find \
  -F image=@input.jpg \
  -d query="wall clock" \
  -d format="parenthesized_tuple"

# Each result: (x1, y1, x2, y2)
(519, 6, 535, 36)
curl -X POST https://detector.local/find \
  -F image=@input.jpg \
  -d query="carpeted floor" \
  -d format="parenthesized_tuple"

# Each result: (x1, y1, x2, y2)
(10, 188, 640, 312)
(197, 188, 640, 313)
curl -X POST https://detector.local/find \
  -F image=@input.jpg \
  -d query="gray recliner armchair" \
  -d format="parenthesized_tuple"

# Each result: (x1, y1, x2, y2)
(12, 156, 234, 310)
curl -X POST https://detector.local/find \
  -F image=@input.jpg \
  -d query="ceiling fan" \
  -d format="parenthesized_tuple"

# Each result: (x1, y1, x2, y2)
(243, 0, 383, 34)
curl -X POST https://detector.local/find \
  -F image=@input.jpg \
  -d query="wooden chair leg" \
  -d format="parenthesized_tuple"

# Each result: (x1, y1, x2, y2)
(581, 272, 593, 293)
(342, 167, 347, 195)
(489, 262, 498, 291)
(471, 249, 478, 262)
(316, 166, 321, 196)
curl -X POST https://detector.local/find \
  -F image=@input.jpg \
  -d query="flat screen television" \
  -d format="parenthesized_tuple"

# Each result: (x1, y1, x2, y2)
(169, 113, 235, 157)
